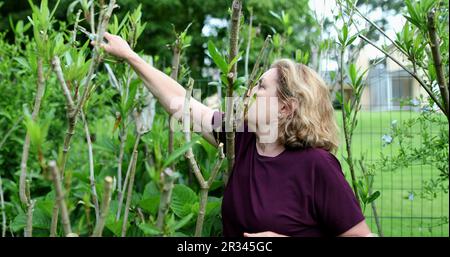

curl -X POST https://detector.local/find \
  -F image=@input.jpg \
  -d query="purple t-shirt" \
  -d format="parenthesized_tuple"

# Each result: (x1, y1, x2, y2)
(211, 111, 365, 237)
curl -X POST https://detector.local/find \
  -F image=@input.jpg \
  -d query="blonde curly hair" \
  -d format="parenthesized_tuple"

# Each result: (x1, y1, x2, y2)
(271, 59, 339, 153)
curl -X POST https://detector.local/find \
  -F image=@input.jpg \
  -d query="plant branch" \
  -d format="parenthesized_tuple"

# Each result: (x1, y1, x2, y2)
(156, 168, 177, 231)
(182, 79, 225, 237)
(183, 79, 206, 188)
(49, 160, 72, 236)
(352, 4, 409, 57)
(168, 35, 182, 174)
(92, 176, 113, 237)
(236, 35, 272, 130)
(116, 120, 126, 215)
(121, 145, 139, 237)
(81, 111, 99, 222)
(339, 48, 359, 202)
(244, 9, 253, 79)
(51, 56, 75, 110)
(116, 133, 141, 221)
(19, 57, 45, 206)
(224, 0, 242, 186)
(359, 160, 383, 237)
(207, 143, 225, 186)
(24, 180, 35, 237)
(73, 0, 116, 124)
(427, 9, 449, 117)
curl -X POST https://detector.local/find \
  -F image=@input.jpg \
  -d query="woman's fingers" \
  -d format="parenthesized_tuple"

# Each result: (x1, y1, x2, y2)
(90, 40, 110, 52)
(89, 32, 132, 59)
(103, 32, 113, 40)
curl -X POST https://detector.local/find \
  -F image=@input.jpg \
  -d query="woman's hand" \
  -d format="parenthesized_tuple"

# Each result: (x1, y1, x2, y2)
(243, 231, 288, 237)
(90, 32, 134, 60)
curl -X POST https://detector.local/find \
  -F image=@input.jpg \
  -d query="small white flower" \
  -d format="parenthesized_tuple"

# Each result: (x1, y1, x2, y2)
(391, 120, 398, 128)
(382, 134, 393, 145)
(410, 98, 420, 106)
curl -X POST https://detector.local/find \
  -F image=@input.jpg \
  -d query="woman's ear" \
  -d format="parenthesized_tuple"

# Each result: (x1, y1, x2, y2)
(290, 98, 299, 114)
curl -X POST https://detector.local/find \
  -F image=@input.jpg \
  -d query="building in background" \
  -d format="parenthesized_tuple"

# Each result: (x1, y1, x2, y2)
(356, 45, 428, 111)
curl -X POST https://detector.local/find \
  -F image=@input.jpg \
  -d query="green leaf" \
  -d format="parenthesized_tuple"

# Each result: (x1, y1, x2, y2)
(10, 206, 51, 232)
(227, 51, 243, 72)
(124, 79, 140, 114)
(348, 63, 357, 86)
(207, 40, 228, 74)
(162, 135, 200, 168)
(367, 191, 381, 203)
(143, 181, 159, 197)
(342, 24, 348, 45)
(335, 92, 343, 104)
(24, 114, 43, 150)
(138, 222, 162, 236)
(170, 184, 197, 218)
(170, 213, 194, 231)
(344, 101, 351, 116)
(139, 196, 160, 216)
(347, 34, 357, 46)
(269, 10, 282, 22)
(105, 213, 123, 236)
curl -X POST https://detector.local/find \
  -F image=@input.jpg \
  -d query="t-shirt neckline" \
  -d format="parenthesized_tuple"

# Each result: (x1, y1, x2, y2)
(254, 139, 287, 161)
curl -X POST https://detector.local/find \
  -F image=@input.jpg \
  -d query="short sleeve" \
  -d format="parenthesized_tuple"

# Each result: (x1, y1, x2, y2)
(313, 152, 365, 236)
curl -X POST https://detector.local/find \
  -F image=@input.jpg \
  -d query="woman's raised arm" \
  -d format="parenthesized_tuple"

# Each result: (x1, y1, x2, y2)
(92, 32, 218, 146)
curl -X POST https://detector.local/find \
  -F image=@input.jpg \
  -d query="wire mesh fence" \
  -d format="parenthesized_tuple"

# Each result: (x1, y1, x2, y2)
(335, 69, 449, 237)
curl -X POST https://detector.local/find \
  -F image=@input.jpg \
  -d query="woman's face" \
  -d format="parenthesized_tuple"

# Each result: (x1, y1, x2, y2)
(247, 68, 284, 142)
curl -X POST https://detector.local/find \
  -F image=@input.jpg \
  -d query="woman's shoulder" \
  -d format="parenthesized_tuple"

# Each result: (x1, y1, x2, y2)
(292, 147, 338, 160)
(290, 147, 342, 172)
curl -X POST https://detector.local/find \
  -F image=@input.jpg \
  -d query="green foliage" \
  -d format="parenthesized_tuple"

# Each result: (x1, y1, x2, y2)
(377, 98, 449, 199)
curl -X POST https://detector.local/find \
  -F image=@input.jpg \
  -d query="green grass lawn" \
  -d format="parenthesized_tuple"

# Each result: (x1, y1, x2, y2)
(334, 110, 449, 237)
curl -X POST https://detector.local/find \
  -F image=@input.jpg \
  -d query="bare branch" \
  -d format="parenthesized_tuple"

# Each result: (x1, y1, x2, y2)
(224, 0, 243, 186)
(352, 4, 409, 57)
(49, 202, 58, 237)
(19, 57, 45, 206)
(49, 161, 72, 236)
(121, 146, 139, 237)
(206, 143, 225, 186)
(51, 56, 75, 110)
(183, 78, 206, 187)
(81, 111, 99, 221)
(427, 9, 449, 117)
(71, 9, 82, 44)
(182, 79, 225, 237)
(92, 176, 113, 237)
(24, 181, 35, 237)
(236, 35, 272, 130)
(156, 168, 177, 231)
(117, 133, 141, 222)
(244, 9, 253, 79)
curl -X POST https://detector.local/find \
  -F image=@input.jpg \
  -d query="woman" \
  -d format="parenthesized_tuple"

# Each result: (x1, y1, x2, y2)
(92, 32, 372, 237)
